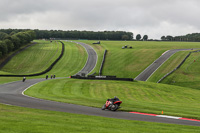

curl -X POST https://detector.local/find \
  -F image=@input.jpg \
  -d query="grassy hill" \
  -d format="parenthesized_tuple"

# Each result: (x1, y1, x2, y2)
(161, 51, 200, 89)
(25, 78, 200, 119)
(78, 40, 200, 78)
(0, 40, 61, 75)
(0, 40, 87, 78)
(1, 40, 200, 132)
(148, 51, 191, 82)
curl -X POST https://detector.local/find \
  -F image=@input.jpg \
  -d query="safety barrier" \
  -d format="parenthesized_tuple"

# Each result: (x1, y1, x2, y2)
(0, 41, 65, 77)
(99, 49, 107, 75)
(71, 75, 134, 82)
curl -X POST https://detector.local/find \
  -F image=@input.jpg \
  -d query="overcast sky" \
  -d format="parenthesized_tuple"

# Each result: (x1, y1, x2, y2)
(0, 0, 200, 39)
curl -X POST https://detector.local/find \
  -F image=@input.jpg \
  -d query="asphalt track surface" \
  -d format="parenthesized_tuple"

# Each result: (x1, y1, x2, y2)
(135, 49, 193, 81)
(0, 79, 199, 126)
(0, 42, 199, 126)
(68, 41, 97, 76)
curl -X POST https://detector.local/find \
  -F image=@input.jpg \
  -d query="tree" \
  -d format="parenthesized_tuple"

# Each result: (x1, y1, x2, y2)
(0, 32, 9, 40)
(16, 32, 27, 45)
(0, 29, 134, 41)
(26, 30, 36, 41)
(4, 39, 14, 52)
(143, 35, 148, 41)
(10, 35, 20, 50)
(0, 30, 37, 60)
(166, 35, 173, 41)
(136, 34, 141, 40)
(161, 36, 166, 40)
(0, 41, 8, 55)
(121, 35, 129, 40)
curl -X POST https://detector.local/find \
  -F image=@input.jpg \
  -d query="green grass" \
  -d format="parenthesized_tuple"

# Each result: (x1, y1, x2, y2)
(44, 41, 87, 77)
(148, 51, 191, 82)
(161, 51, 200, 89)
(0, 77, 22, 84)
(1, 40, 200, 131)
(0, 40, 87, 79)
(0, 104, 200, 133)
(1, 40, 61, 75)
(78, 40, 200, 78)
(25, 78, 200, 119)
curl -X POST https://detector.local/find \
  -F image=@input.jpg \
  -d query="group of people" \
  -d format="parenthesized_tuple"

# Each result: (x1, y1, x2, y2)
(46, 74, 56, 79)
(22, 74, 56, 82)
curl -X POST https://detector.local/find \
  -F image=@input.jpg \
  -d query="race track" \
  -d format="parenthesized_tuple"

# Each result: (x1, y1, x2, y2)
(68, 41, 97, 76)
(0, 42, 199, 126)
(0, 79, 199, 126)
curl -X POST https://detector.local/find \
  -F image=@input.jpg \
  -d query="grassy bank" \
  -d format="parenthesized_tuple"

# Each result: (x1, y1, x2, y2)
(25, 78, 200, 119)
(43, 41, 87, 77)
(0, 104, 200, 133)
(161, 51, 200, 89)
(78, 40, 200, 78)
(148, 51, 191, 82)
(0, 40, 61, 75)
(0, 40, 87, 80)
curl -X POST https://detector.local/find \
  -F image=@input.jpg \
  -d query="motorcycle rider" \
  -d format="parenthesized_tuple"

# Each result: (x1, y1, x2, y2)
(102, 96, 122, 111)
(108, 96, 119, 104)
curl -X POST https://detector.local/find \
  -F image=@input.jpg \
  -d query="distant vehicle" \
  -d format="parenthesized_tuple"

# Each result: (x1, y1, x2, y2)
(93, 41, 100, 44)
(102, 96, 122, 111)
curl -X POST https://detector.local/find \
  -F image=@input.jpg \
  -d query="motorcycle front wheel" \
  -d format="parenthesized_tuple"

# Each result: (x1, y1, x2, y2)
(101, 104, 106, 110)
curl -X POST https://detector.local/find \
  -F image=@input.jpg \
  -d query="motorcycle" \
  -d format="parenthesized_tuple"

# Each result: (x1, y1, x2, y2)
(101, 99, 122, 111)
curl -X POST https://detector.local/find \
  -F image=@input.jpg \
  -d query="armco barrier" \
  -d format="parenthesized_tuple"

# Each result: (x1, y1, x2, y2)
(0, 41, 65, 77)
(71, 75, 133, 82)
(157, 50, 200, 83)
(99, 49, 107, 75)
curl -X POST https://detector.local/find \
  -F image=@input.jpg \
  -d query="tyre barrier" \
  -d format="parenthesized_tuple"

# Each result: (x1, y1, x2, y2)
(71, 75, 134, 82)
(99, 49, 107, 76)
(0, 41, 65, 77)
(157, 50, 200, 83)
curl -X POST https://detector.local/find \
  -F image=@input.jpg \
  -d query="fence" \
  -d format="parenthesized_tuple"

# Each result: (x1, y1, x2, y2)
(99, 49, 107, 75)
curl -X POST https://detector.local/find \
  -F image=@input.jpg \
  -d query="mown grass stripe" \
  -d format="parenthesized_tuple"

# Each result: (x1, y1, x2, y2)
(25, 78, 200, 119)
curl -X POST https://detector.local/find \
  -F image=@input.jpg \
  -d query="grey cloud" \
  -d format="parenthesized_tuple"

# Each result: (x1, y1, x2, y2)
(0, 0, 200, 39)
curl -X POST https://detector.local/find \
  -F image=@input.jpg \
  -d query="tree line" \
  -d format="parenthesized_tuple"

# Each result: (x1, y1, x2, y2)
(161, 33, 200, 42)
(0, 30, 36, 58)
(0, 29, 133, 41)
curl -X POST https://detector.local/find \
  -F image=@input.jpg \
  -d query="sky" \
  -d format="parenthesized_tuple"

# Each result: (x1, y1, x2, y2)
(0, 0, 200, 39)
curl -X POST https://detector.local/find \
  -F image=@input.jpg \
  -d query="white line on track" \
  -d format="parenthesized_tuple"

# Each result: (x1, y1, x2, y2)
(157, 115, 181, 119)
